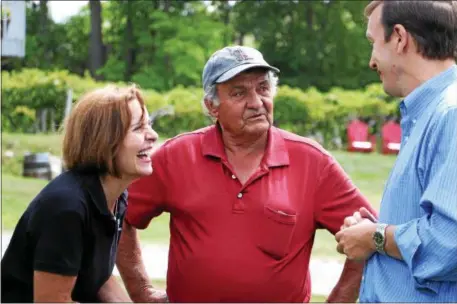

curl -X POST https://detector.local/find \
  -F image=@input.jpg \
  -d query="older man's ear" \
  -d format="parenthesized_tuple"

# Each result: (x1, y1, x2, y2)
(204, 98, 219, 118)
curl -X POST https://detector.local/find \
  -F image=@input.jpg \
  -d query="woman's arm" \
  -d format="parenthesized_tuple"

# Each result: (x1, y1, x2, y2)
(97, 275, 132, 302)
(34, 271, 77, 303)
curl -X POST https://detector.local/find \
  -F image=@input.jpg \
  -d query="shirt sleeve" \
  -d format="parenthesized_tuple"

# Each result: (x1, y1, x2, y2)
(125, 144, 168, 229)
(314, 154, 377, 235)
(394, 107, 457, 287)
(32, 191, 86, 276)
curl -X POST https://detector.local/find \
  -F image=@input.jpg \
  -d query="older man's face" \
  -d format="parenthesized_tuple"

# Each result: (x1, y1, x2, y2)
(215, 69, 274, 137)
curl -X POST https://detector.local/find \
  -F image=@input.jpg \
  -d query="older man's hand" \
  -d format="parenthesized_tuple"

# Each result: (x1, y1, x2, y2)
(335, 219, 377, 261)
(144, 287, 169, 303)
(340, 207, 377, 231)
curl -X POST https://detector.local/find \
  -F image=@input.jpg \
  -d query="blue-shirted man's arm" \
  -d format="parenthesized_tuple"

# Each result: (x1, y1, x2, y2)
(393, 106, 457, 287)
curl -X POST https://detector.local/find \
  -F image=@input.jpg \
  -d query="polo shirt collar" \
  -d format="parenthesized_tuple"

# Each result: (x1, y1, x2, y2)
(79, 172, 128, 217)
(201, 124, 226, 159)
(265, 126, 289, 167)
(80, 172, 111, 216)
(201, 124, 289, 168)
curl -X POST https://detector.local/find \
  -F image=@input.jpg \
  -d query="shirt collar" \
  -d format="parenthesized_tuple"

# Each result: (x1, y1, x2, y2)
(79, 171, 128, 217)
(402, 64, 457, 118)
(201, 124, 289, 168)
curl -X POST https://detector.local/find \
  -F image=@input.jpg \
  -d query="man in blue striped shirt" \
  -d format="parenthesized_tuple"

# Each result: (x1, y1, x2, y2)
(335, 1, 457, 302)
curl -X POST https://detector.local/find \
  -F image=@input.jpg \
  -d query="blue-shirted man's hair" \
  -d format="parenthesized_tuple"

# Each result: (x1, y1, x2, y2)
(365, 1, 457, 60)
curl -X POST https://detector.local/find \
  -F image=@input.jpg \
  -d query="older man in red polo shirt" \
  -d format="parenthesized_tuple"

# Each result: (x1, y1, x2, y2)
(116, 46, 376, 303)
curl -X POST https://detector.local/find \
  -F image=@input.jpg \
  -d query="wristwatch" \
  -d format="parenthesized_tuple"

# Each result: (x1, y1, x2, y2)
(373, 223, 388, 254)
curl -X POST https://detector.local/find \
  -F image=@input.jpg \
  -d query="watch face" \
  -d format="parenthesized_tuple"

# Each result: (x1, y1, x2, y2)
(373, 232, 383, 245)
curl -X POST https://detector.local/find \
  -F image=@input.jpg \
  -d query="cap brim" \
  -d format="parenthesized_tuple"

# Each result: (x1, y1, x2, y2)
(215, 63, 280, 84)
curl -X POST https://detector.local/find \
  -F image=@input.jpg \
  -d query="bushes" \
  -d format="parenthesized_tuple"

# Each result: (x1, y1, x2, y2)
(151, 86, 212, 138)
(2, 69, 399, 147)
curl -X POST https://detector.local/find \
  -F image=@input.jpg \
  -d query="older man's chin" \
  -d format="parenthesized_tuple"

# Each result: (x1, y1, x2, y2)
(245, 121, 271, 136)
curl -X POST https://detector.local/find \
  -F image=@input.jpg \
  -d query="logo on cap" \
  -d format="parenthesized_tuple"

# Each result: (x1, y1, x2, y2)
(229, 48, 253, 62)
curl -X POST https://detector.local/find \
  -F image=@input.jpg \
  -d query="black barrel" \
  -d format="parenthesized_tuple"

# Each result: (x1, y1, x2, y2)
(23, 153, 62, 181)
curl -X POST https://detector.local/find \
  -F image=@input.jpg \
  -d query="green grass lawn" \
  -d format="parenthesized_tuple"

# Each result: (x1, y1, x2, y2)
(2, 132, 396, 259)
(1, 174, 48, 230)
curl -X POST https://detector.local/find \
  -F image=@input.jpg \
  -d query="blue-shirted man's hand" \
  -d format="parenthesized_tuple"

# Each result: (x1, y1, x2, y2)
(335, 219, 377, 261)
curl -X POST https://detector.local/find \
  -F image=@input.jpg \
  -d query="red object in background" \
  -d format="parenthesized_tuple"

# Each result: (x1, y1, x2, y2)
(347, 119, 375, 153)
(381, 121, 401, 154)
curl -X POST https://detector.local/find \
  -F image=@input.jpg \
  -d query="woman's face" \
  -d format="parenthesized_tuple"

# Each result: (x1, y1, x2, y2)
(116, 99, 158, 179)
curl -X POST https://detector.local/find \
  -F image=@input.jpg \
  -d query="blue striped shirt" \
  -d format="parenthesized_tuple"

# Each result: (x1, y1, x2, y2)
(360, 65, 457, 302)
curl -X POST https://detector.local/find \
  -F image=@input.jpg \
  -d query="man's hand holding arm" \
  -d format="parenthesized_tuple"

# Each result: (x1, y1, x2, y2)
(335, 212, 402, 261)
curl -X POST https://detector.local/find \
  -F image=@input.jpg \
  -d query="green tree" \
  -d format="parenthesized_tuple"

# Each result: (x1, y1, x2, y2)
(89, 0, 105, 80)
(232, 0, 377, 91)
(7, 0, 382, 93)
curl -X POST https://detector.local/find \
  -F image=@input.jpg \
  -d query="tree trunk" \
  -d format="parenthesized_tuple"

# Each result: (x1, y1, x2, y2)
(163, 0, 172, 89)
(6, 115, 17, 130)
(237, 32, 245, 45)
(89, 0, 104, 80)
(306, 1, 313, 29)
(39, 0, 48, 29)
(222, 2, 231, 45)
(163, 0, 170, 12)
(39, 0, 51, 63)
(124, 0, 134, 82)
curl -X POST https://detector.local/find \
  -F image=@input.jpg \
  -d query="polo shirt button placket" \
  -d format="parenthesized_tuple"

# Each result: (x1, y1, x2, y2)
(232, 191, 246, 213)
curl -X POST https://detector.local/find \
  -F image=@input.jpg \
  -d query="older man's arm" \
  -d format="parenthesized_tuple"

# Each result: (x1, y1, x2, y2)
(116, 221, 167, 303)
(326, 259, 364, 303)
(313, 153, 378, 302)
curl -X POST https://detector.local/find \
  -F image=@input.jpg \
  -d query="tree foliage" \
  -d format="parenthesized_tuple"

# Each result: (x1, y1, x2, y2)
(4, 0, 378, 92)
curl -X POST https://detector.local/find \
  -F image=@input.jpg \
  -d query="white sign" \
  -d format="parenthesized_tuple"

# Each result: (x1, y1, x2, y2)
(1, 1, 26, 57)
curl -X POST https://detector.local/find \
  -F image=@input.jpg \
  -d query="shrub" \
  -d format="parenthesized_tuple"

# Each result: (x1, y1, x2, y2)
(2, 69, 400, 148)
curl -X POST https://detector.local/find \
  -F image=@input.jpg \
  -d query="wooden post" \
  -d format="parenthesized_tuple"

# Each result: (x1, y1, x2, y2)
(63, 88, 73, 123)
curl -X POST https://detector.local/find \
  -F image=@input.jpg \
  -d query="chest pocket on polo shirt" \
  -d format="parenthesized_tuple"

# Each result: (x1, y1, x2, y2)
(255, 204, 297, 260)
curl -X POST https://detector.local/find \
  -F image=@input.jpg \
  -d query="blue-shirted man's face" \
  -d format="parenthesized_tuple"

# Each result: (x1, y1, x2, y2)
(366, 3, 407, 98)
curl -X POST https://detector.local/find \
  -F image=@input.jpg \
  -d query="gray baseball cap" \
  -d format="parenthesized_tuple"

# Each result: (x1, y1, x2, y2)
(202, 46, 280, 91)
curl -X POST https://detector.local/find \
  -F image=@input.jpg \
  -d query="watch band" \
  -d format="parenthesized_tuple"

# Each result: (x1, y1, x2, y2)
(374, 223, 388, 254)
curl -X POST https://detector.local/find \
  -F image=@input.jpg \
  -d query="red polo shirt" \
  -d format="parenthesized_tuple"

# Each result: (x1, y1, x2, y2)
(126, 125, 374, 302)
